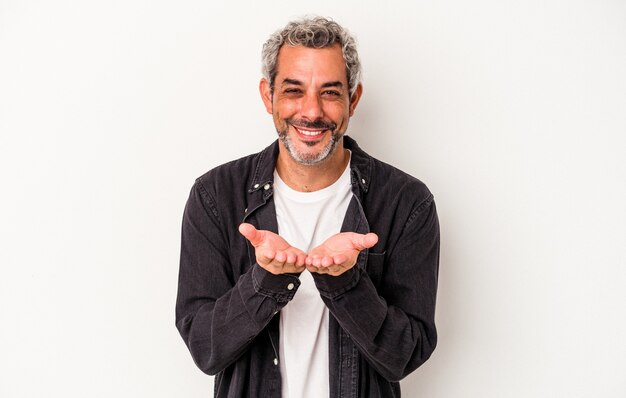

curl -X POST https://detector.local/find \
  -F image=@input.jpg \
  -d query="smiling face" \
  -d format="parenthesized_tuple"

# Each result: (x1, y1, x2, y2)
(260, 44, 362, 166)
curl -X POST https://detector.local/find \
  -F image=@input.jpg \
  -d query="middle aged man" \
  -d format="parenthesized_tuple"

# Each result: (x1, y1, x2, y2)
(176, 17, 440, 398)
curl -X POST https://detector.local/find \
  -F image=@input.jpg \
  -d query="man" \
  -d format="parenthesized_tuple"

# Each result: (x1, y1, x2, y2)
(176, 17, 439, 398)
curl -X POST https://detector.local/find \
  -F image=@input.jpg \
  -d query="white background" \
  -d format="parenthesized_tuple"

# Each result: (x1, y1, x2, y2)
(1, 0, 625, 397)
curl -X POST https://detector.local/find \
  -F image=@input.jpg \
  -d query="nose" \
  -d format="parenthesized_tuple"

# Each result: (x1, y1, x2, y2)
(299, 92, 324, 121)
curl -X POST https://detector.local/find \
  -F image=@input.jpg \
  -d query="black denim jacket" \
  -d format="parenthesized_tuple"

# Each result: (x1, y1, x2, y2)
(176, 136, 439, 397)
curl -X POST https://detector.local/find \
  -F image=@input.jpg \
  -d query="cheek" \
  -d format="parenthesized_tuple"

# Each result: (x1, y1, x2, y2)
(272, 111, 289, 131)
(274, 99, 299, 116)
(326, 105, 351, 129)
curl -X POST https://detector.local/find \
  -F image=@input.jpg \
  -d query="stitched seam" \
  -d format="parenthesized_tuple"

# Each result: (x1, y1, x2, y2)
(317, 271, 360, 299)
(251, 269, 296, 302)
(197, 180, 221, 221)
(404, 193, 433, 229)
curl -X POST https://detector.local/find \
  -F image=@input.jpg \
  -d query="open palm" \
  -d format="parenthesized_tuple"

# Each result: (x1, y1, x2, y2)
(306, 232, 378, 276)
(239, 223, 306, 274)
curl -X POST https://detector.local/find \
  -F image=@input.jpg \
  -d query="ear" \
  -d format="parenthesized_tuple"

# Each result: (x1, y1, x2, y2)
(259, 78, 273, 114)
(348, 83, 363, 117)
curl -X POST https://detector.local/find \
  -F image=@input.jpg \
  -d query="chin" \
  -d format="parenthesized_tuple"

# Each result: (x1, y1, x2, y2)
(280, 130, 342, 166)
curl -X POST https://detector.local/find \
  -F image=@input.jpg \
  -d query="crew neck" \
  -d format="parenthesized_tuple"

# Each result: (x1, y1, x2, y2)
(273, 151, 352, 203)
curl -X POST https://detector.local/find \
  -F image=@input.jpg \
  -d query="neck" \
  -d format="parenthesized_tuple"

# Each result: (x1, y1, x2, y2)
(275, 141, 349, 192)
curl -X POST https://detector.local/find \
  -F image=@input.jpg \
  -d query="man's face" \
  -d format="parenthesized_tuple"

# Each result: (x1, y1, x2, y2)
(260, 44, 362, 166)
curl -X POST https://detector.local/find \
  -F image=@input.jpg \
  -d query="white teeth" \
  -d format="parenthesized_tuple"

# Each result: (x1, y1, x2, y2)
(295, 127, 323, 136)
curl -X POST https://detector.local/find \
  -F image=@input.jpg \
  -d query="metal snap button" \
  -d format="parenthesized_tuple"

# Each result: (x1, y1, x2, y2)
(287, 283, 295, 290)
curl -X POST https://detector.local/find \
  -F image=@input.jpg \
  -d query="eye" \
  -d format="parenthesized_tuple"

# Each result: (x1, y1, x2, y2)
(284, 88, 302, 94)
(322, 90, 341, 97)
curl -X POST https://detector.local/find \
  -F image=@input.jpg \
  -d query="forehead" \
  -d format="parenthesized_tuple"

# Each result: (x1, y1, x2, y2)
(275, 44, 347, 84)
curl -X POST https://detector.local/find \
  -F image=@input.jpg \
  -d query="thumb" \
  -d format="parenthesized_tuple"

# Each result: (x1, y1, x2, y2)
(352, 232, 378, 251)
(239, 223, 264, 247)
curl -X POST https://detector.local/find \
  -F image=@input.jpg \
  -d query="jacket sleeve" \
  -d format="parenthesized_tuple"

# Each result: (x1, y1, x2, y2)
(175, 181, 300, 375)
(311, 196, 440, 382)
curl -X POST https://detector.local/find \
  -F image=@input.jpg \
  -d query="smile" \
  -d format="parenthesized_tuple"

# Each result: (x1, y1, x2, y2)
(293, 126, 326, 138)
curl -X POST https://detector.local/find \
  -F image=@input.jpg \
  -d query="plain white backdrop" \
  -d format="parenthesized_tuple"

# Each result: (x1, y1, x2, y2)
(1, 0, 625, 397)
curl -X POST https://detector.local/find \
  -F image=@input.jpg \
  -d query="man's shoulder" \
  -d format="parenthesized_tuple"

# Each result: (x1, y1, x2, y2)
(346, 135, 433, 207)
(373, 159, 434, 219)
(196, 153, 256, 186)
(371, 157, 432, 199)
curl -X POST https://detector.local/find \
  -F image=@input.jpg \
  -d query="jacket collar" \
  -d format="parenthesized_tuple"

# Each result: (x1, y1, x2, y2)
(344, 135, 372, 194)
(248, 140, 279, 194)
(248, 135, 372, 195)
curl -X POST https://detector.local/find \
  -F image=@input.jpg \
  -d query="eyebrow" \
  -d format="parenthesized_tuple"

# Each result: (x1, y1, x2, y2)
(321, 81, 343, 88)
(281, 78, 302, 86)
(280, 78, 344, 89)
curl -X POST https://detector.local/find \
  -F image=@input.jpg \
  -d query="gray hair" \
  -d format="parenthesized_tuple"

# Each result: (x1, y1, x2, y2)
(261, 16, 362, 96)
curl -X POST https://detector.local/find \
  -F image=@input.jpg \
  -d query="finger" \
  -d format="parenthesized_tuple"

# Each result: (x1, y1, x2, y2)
(267, 256, 287, 271)
(296, 253, 307, 267)
(321, 256, 334, 267)
(352, 232, 378, 250)
(258, 253, 286, 275)
(333, 254, 348, 265)
(238, 223, 264, 247)
(274, 250, 287, 263)
(286, 252, 296, 265)
(258, 248, 276, 264)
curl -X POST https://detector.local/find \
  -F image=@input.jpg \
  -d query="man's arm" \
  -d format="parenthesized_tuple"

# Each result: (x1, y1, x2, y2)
(175, 182, 302, 375)
(309, 197, 440, 381)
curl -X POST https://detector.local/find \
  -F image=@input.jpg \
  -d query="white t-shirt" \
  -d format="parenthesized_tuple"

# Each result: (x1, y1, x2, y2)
(273, 158, 353, 398)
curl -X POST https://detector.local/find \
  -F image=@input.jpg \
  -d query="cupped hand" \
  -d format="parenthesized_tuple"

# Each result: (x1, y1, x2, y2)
(305, 232, 378, 276)
(239, 223, 306, 274)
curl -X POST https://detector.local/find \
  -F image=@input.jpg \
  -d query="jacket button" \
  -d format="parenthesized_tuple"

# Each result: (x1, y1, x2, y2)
(263, 183, 270, 190)
(287, 283, 295, 290)
(253, 183, 259, 189)
(273, 358, 278, 365)
(361, 178, 366, 184)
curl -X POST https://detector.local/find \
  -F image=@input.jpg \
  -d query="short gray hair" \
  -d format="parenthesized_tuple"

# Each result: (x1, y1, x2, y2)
(261, 16, 362, 96)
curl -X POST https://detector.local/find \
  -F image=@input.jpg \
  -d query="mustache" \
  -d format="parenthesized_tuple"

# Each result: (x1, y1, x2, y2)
(286, 118, 337, 131)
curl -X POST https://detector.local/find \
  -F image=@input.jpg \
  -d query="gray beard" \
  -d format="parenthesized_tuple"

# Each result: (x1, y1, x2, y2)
(278, 129, 342, 166)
